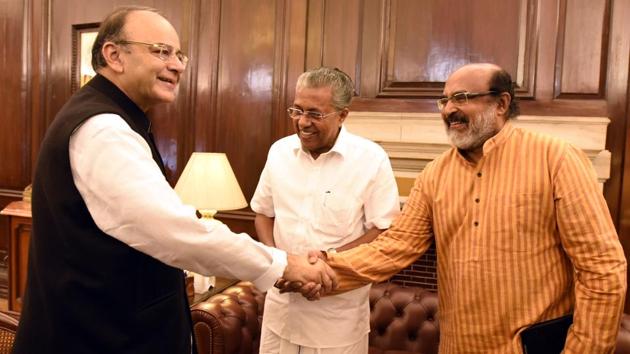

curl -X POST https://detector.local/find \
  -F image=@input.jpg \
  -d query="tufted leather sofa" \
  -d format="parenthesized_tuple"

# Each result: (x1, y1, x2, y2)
(190, 281, 436, 354)
(191, 281, 630, 354)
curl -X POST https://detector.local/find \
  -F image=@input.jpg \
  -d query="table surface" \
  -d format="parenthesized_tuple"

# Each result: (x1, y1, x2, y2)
(192, 277, 240, 305)
(0, 201, 31, 218)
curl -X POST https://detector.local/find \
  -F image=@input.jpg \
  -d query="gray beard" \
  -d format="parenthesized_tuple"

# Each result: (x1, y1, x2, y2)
(446, 107, 499, 151)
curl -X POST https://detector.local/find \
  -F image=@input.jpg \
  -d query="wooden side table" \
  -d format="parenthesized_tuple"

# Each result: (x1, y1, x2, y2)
(0, 201, 32, 312)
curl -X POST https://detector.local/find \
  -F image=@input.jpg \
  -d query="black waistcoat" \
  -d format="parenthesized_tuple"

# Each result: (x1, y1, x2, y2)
(13, 75, 193, 354)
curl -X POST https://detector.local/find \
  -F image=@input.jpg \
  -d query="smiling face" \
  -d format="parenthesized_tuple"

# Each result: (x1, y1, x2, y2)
(441, 64, 506, 154)
(115, 10, 186, 111)
(292, 86, 347, 159)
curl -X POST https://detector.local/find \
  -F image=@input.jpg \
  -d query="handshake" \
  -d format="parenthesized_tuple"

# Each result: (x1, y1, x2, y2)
(280, 251, 336, 300)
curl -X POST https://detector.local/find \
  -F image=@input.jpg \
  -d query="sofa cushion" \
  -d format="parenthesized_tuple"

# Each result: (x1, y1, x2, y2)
(369, 283, 439, 354)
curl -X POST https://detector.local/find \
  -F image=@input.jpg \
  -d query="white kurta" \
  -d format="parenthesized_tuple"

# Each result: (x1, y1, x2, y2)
(68, 113, 286, 291)
(251, 127, 400, 348)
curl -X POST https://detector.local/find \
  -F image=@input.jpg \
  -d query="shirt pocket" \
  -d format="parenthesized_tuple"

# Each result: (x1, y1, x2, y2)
(312, 192, 362, 238)
(489, 192, 552, 253)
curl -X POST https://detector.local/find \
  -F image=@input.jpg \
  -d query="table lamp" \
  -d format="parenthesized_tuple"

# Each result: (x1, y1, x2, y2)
(175, 152, 247, 223)
(174, 152, 248, 293)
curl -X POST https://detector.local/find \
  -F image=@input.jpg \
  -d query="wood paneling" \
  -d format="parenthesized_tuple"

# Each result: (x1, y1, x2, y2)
(0, 0, 28, 189)
(213, 0, 277, 199)
(372, 0, 531, 97)
(320, 0, 362, 82)
(556, 0, 609, 97)
(271, 0, 308, 140)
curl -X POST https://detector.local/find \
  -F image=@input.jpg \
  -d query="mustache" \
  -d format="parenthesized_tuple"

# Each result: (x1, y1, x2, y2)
(446, 112, 469, 125)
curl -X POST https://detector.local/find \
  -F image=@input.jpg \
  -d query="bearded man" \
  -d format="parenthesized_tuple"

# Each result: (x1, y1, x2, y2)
(311, 63, 627, 353)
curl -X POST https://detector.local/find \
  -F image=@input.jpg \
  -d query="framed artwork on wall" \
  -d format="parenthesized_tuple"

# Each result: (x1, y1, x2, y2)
(71, 23, 100, 92)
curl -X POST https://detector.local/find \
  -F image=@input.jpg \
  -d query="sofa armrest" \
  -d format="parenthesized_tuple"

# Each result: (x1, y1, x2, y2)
(369, 282, 439, 354)
(616, 314, 630, 354)
(191, 281, 265, 354)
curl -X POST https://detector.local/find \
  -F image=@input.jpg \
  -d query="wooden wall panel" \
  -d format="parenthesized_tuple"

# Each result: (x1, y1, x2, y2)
(375, 0, 528, 97)
(0, 0, 28, 190)
(304, 0, 362, 84)
(557, 0, 608, 97)
(271, 0, 308, 140)
(387, 0, 522, 83)
(213, 0, 277, 200)
(321, 0, 362, 82)
(191, 0, 220, 154)
(358, 0, 385, 98)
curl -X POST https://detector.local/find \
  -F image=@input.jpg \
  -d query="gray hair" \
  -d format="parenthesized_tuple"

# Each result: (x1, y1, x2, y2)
(296, 67, 355, 110)
(91, 6, 160, 71)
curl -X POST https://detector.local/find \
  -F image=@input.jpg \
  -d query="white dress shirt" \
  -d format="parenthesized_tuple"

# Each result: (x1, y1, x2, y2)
(68, 113, 286, 291)
(251, 127, 400, 347)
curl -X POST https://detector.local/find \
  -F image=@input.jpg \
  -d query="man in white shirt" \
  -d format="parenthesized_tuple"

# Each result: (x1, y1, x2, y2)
(252, 67, 400, 354)
(14, 7, 335, 354)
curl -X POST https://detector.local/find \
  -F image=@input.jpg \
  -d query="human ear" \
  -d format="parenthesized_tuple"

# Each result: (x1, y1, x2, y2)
(102, 42, 124, 73)
(495, 92, 511, 117)
(338, 108, 349, 124)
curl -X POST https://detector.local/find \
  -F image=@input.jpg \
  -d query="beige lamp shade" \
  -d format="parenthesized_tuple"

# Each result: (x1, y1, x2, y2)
(174, 152, 248, 212)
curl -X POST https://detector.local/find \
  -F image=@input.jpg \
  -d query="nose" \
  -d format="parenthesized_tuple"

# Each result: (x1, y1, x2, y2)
(167, 57, 186, 73)
(297, 115, 312, 129)
(441, 99, 458, 116)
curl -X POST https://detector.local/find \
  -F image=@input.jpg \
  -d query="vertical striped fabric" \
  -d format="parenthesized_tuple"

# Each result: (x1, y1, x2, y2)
(328, 123, 626, 353)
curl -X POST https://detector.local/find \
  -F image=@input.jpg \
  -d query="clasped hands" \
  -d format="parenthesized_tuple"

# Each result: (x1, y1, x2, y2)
(280, 251, 332, 301)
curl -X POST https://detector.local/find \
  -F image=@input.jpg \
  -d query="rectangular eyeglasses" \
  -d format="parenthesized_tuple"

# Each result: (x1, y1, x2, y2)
(436, 91, 497, 110)
(117, 40, 189, 66)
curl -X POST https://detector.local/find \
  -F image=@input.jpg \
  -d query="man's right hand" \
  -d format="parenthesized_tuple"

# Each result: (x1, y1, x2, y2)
(282, 254, 338, 293)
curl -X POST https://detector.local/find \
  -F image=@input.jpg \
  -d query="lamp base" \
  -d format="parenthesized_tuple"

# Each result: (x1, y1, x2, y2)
(199, 209, 222, 226)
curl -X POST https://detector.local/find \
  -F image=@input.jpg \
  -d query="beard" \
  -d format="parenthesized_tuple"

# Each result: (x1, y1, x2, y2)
(444, 106, 500, 151)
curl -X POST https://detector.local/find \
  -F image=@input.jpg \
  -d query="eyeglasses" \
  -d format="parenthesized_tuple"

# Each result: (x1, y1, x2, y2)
(436, 91, 498, 110)
(117, 40, 189, 66)
(287, 107, 340, 121)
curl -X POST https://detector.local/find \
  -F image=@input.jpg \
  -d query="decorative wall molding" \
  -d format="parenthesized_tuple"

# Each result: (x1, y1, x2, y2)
(346, 112, 611, 186)
(0, 189, 24, 199)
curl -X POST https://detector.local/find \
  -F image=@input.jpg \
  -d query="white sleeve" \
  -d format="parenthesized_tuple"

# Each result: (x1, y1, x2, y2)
(250, 150, 275, 217)
(68, 114, 286, 291)
(364, 153, 401, 229)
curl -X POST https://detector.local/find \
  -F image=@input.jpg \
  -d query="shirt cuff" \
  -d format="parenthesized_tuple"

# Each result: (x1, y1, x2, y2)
(251, 246, 287, 291)
(250, 202, 275, 218)
(368, 217, 394, 230)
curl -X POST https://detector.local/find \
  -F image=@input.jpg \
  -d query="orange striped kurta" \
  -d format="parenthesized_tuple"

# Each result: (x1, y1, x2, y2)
(328, 122, 626, 353)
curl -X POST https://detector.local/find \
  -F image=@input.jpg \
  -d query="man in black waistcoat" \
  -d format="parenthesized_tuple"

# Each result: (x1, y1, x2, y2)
(13, 6, 336, 354)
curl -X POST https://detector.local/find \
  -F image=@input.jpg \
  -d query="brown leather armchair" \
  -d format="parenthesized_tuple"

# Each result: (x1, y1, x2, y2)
(191, 281, 630, 354)
(0, 310, 19, 354)
(191, 284, 266, 354)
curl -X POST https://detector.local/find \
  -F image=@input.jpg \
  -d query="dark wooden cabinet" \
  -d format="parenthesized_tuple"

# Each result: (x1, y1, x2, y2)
(0, 201, 31, 312)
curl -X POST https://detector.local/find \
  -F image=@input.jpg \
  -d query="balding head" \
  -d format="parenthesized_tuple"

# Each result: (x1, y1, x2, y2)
(448, 63, 501, 87)
(92, 6, 185, 111)
(447, 63, 519, 119)
(91, 6, 160, 71)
